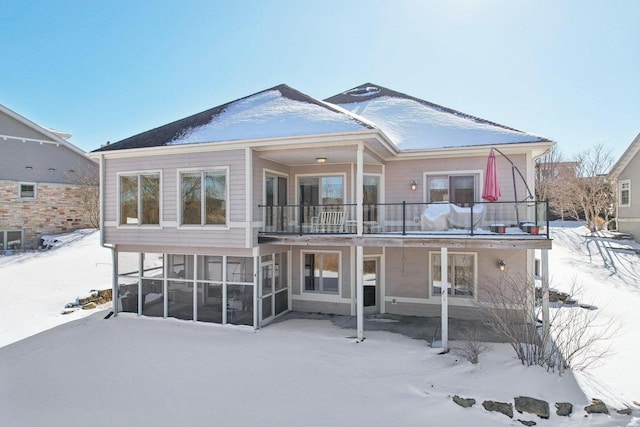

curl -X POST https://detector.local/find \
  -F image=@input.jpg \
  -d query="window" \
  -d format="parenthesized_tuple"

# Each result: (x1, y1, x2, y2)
(119, 173, 160, 225)
(1, 230, 23, 252)
(427, 174, 478, 206)
(299, 176, 344, 206)
(363, 175, 380, 222)
(303, 252, 340, 294)
(180, 169, 227, 225)
(19, 183, 35, 199)
(431, 252, 476, 297)
(620, 180, 631, 207)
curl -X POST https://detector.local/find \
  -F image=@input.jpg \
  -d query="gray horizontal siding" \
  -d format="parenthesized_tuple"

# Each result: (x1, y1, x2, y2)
(0, 140, 95, 183)
(104, 149, 248, 247)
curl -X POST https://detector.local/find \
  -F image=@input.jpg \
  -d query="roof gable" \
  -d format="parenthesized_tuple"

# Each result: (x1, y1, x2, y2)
(0, 103, 87, 158)
(324, 83, 548, 150)
(610, 132, 640, 178)
(94, 84, 373, 152)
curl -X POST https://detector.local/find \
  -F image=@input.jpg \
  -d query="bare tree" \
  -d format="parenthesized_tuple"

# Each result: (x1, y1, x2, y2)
(478, 274, 617, 374)
(562, 145, 615, 231)
(66, 164, 99, 228)
(535, 145, 572, 222)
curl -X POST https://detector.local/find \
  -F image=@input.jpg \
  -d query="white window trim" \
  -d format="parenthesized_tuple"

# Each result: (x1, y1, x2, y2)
(423, 170, 483, 203)
(19, 182, 37, 199)
(263, 169, 289, 206)
(619, 179, 631, 208)
(429, 251, 477, 299)
(301, 250, 342, 296)
(177, 166, 230, 230)
(294, 172, 348, 206)
(116, 170, 163, 229)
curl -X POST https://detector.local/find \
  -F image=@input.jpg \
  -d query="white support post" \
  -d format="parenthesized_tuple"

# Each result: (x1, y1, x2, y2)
(193, 254, 198, 322)
(253, 255, 259, 330)
(356, 245, 364, 342)
(222, 255, 227, 325)
(541, 249, 550, 356)
(440, 247, 449, 351)
(356, 143, 364, 236)
(111, 246, 118, 316)
(162, 254, 168, 318)
(138, 253, 143, 316)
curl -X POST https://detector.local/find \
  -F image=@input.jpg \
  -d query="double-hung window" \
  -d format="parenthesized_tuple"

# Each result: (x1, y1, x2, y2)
(180, 169, 227, 226)
(119, 173, 161, 225)
(431, 252, 476, 297)
(620, 180, 631, 207)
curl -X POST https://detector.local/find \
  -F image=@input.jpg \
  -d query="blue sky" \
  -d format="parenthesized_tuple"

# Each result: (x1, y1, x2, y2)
(1, 0, 638, 158)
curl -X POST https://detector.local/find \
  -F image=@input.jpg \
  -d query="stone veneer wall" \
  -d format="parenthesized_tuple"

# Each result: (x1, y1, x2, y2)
(0, 181, 95, 249)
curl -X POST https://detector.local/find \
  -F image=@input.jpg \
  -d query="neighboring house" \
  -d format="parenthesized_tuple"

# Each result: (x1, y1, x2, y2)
(610, 132, 640, 238)
(0, 104, 98, 252)
(91, 83, 553, 343)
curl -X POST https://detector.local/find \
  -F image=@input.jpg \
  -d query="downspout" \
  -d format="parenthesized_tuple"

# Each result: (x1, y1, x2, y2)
(99, 154, 118, 316)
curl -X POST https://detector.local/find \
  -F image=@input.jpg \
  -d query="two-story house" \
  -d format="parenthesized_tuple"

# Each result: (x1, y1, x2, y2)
(91, 83, 553, 345)
(0, 103, 97, 252)
(610, 132, 640, 238)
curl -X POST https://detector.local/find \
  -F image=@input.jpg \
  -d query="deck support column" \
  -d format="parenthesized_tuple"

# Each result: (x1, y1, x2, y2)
(440, 247, 448, 351)
(356, 143, 364, 236)
(541, 249, 550, 357)
(356, 245, 364, 342)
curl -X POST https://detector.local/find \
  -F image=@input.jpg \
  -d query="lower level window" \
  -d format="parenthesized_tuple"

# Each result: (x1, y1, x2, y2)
(304, 252, 340, 294)
(1, 230, 22, 252)
(431, 252, 476, 297)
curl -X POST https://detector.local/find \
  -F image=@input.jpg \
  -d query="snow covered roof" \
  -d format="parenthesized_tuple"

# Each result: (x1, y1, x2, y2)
(94, 85, 374, 152)
(95, 82, 551, 153)
(324, 83, 548, 150)
(610, 132, 640, 178)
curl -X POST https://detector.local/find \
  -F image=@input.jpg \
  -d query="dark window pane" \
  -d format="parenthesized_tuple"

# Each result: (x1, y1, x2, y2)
(275, 289, 288, 315)
(181, 172, 201, 225)
(141, 278, 164, 317)
(227, 284, 253, 326)
(141, 175, 160, 225)
(118, 278, 138, 313)
(197, 283, 222, 323)
(205, 171, 226, 224)
(120, 176, 138, 225)
(168, 280, 193, 320)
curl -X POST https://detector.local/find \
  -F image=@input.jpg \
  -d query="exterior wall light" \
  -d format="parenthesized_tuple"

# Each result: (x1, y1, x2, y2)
(498, 260, 506, 271)
(410, 180, 418, 191)
(316, 157, 327, 164)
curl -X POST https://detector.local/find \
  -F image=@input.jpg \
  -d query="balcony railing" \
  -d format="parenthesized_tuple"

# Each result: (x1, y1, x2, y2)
(259, 201, 549, 238)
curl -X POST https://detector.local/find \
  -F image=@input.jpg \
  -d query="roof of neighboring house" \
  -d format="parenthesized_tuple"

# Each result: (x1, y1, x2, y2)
(94, 82, 552, 153)
(610, 132, 640, 178)
(0, 103, 87, 158)
(93, 84, 375, 152)
(324, 83, 549, 150)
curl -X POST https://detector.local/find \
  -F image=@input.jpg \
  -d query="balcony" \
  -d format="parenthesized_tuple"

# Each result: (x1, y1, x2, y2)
(259, 201, 550, 240)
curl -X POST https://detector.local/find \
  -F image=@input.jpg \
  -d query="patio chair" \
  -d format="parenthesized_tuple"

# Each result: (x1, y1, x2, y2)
(311, 211, 346, 233)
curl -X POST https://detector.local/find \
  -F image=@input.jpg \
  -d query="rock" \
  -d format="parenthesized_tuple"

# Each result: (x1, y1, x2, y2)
(555, 402, 573, 416)
(633, 401, 640, 407)
(82, 302, 97, 310)
(482, 400, 513, 418)
(518, 420, 536, 426)
(452, 395, 476, 408)
(61, 309, 74, 315)
(98, 289, 112, 299)
(515, 396, 550, 419)
(617, 407, 632, 415)
(585, 399, 609, 414)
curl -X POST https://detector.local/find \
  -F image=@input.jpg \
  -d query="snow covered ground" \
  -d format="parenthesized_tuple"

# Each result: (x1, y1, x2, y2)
(0, 225, 639, 426)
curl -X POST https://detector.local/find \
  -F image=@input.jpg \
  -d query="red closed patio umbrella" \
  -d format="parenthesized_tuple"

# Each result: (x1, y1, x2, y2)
(482, 149, 501, 202)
